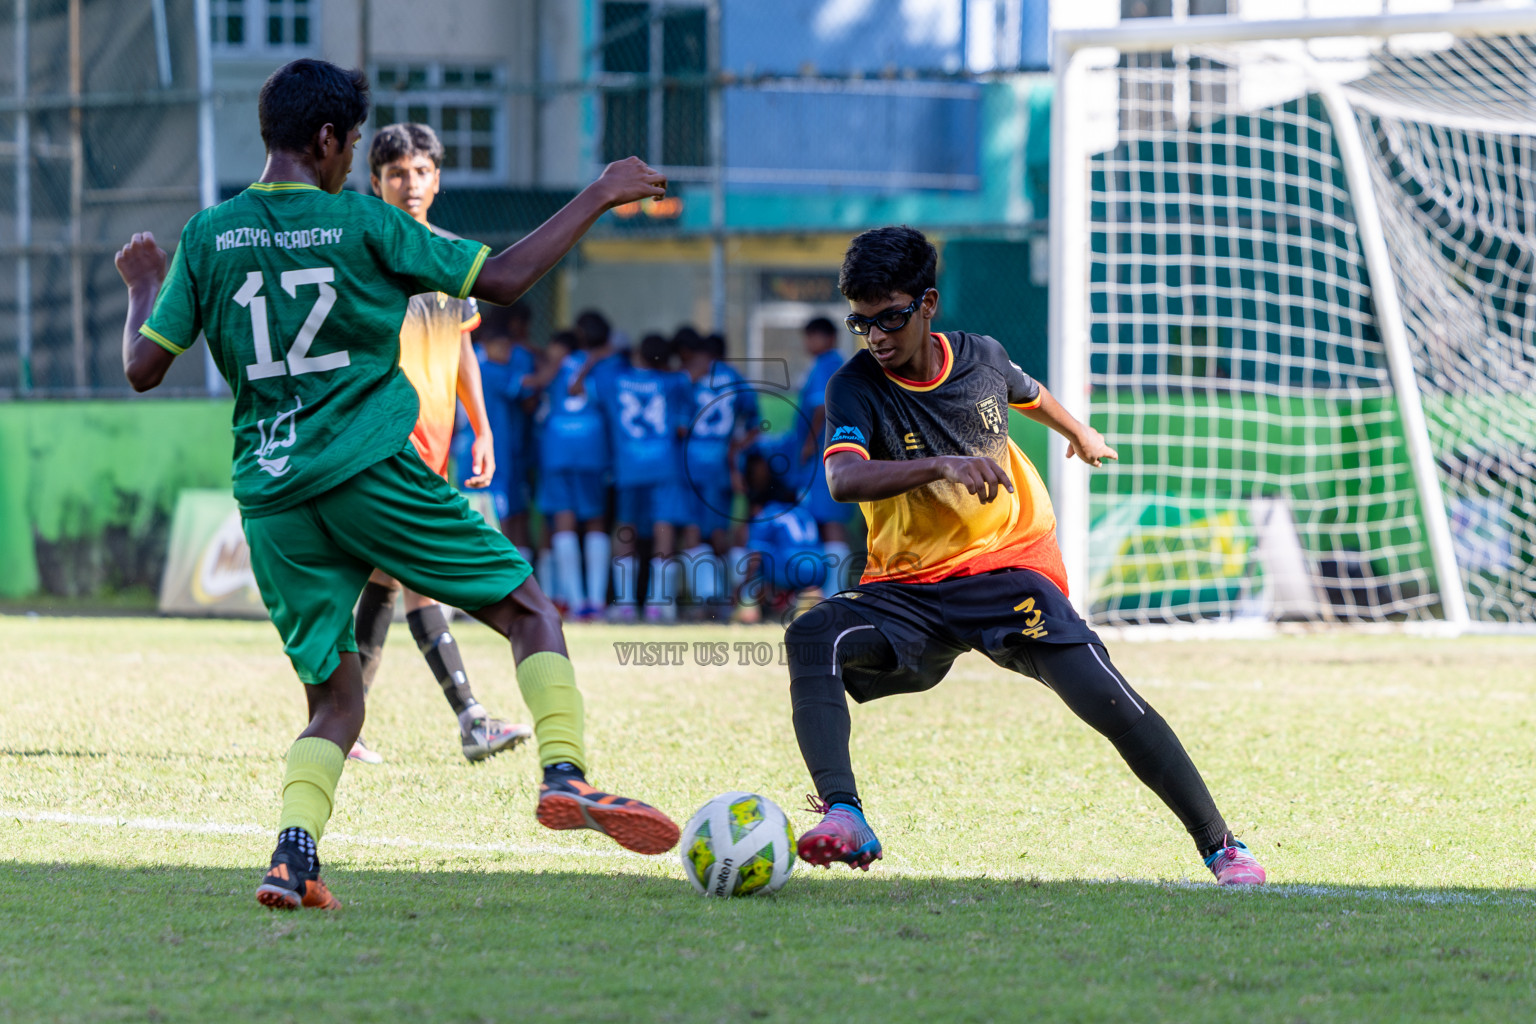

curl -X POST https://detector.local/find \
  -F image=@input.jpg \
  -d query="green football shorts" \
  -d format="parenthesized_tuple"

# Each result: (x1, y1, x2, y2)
(242, 446, 533, 685)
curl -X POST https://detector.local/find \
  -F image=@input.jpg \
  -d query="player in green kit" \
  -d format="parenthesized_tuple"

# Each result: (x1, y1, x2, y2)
(113, 59, 679, 911)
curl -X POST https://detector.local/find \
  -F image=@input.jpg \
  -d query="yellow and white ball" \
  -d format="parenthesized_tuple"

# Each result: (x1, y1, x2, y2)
(679, 792, 796, 896)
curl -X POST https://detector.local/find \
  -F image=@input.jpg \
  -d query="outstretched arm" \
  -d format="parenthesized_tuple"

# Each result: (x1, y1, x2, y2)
(1017, 384, 1118, 468)
(456, 331, 495, 488)
(114, 233, 176, 392)
(824, 450, 1015, 505)
(471, 157, 666, 307)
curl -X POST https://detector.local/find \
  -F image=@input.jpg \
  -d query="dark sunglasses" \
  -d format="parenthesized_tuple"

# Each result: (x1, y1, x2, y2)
(844, 290, 931, 336)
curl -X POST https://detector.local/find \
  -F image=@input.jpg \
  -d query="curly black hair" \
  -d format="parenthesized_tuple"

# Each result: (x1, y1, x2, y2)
(838, 225, 937, 304)
(258, 59, 370, 154)
(368, 122, 444, 176)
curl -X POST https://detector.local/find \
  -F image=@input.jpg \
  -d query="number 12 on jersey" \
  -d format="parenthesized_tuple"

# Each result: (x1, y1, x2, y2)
(235, 267, 349, 381)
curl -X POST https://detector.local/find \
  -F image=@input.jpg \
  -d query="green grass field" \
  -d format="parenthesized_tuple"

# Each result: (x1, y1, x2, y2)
(4, 616, 1536, 1023)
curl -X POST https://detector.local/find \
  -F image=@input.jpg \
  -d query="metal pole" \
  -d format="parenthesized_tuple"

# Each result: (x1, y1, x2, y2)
(1314, 78, 1471, 628)
(358, 0, 369, 70)
(958, 0, 967, 72)
(530, 0, 543, 187)
(1052, 11, 1492, 627)
(707, 0, 724, 332)
(647, 5, 663, 168)
(15, 0, 32, 394)
(356, 0, 370, 193)
(194, 0, 221, 394)
(1047, 41, 1091, 615)
(68, 0, 85, 391)
(1054, 4, 1536, 54)
(151, 0, 173, 87)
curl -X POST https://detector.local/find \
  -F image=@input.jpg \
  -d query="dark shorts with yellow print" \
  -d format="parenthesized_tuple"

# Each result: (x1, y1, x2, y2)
(824, 568, 1102, 704)
(242, 445, 532, 685)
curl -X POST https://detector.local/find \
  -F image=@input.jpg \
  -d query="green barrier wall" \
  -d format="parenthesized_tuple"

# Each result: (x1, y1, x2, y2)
(0, 401, 235, 597)
(1093, 389, 1418, 554)
(1089, 388, 1432, 619)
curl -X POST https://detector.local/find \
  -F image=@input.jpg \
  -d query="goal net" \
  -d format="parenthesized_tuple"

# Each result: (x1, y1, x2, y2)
(1050, 7, 1536, 629)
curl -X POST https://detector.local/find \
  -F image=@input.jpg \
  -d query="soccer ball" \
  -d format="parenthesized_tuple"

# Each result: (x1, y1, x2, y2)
(679, 792, 796, 897)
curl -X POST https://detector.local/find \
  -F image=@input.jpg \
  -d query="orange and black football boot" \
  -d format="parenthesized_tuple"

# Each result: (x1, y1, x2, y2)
(255, 839, 340, 911)
(536, 770, 680, 855)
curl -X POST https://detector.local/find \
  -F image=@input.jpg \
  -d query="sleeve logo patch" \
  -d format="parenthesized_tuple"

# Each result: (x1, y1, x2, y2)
(830, 426, 866, 445)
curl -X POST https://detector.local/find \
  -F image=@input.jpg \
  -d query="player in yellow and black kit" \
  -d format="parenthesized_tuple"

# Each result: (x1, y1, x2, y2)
(788, 226, 1267, 885)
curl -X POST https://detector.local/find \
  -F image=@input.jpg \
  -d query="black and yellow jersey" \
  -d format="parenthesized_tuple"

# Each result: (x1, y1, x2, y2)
(821, 330, 1066, 592)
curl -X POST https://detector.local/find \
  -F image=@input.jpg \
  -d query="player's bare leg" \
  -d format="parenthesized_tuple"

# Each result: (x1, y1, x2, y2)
(469, 577, 680, 854)
(256, 656, 364, 910)
(348, 573, 398, 762)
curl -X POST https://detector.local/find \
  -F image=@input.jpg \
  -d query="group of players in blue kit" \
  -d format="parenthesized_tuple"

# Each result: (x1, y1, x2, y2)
(465, 305, 852, 626)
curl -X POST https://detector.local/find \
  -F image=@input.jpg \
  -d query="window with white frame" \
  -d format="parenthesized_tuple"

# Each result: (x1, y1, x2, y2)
(211, 0, 314, 52)
(372, 63, 504, 180)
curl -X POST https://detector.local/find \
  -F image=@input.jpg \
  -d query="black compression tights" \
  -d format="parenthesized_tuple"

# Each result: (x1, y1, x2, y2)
(1023, 641, 1229, 854)
(785, 602, 1230, 855)
(785, 602, 894, 812)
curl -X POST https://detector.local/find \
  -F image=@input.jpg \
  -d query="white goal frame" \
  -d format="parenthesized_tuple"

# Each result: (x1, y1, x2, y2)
(1048, 3, 1536, 632)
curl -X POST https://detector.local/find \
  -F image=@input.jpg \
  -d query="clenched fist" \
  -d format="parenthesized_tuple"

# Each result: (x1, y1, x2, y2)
(115, 232, 168, 292)
(594, 156, 668, 209)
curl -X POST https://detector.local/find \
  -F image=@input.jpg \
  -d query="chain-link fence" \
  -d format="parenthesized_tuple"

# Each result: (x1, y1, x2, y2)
(1, 0, 213, 397)
(0, 1, 1052, 602)
(2, 0, 1049, 399)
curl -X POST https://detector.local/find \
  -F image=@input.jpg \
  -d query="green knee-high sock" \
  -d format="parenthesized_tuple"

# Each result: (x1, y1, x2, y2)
(515, 651, 587, 773)
(277, 737, 346, 841)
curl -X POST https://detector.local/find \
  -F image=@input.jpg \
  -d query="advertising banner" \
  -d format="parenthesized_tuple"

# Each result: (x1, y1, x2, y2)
(157, 488, 502, 619)
(158, 491, 265, 618)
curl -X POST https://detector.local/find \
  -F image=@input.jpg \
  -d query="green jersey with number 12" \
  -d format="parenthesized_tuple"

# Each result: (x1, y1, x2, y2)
(140, 181, 489, 516)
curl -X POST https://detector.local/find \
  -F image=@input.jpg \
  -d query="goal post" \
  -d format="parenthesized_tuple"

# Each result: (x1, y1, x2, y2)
(1049, 4, 1536, 630)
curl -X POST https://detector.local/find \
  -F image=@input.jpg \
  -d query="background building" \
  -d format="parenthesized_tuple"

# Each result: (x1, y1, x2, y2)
(4, 0, 1495, 603)
(202, 0, 1052, 388)
(0, 0, 1051, 599)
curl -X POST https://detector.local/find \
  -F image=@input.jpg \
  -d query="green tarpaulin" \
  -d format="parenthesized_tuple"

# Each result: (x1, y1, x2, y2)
(0, 400, 234, 597)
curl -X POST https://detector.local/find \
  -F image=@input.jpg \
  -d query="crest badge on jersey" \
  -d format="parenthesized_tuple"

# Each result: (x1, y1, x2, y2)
(975, 395, 1005, 434)
(255, 395, 304, 477)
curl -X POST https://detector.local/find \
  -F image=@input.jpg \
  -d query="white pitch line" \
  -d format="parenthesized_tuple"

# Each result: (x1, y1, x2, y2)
(2, 808, 650, 862)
